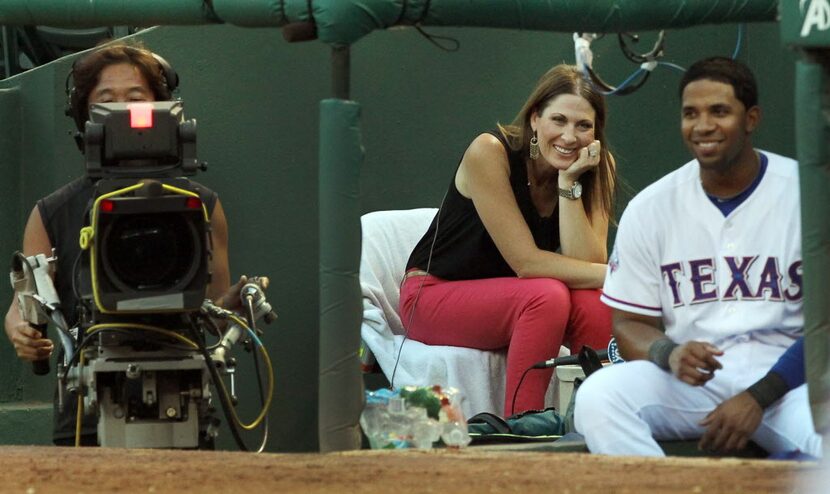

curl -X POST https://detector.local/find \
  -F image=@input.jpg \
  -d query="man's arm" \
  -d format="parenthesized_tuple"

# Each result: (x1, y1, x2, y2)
(4, 206, 55, 362)
(612, 309, 667, 360)
(205, 198, 251, 312)
(613, 308, 723, 386)
(206, 198, 231, 303)
(752, 337, 805, 399)
(698, 337, 804, 452)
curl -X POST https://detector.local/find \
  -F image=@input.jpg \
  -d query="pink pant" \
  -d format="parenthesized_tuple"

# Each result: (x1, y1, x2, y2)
(399, 274, 611, 416)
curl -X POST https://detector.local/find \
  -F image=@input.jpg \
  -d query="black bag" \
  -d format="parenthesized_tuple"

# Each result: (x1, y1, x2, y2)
(467, 346, 605, 444)
(467, 407, 566, 444)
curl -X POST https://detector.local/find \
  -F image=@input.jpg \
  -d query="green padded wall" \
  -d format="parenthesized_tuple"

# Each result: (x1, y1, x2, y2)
(0, 22, 796, 451)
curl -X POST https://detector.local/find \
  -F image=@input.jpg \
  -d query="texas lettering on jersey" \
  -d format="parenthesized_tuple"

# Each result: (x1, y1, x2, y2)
(661, 256, 802, 307)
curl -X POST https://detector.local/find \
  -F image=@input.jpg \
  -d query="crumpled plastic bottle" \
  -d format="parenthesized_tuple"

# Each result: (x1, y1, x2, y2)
(360, 385, 471, 449)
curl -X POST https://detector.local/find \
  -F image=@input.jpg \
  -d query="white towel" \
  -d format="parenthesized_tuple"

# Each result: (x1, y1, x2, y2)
(359, 208, 561, 418)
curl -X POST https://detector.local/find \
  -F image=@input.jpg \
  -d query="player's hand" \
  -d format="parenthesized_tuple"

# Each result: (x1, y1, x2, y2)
(559, 140, 601, 183)
(6, 321, 53, 362)
(668, 341, 723, 386)
(698, 391, 763, 452)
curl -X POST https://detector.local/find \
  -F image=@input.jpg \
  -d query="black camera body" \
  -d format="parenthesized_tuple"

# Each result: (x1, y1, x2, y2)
(80, 101, 211, 317)
(87, 178, 211, 315)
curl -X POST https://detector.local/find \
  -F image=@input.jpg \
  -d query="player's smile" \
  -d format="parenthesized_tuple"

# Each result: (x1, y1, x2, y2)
(691, 138, 724, 156)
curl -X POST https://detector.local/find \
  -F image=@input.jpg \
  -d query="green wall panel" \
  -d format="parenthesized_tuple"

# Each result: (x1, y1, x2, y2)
(0, 22, 797, 451)
(0, 87, 25, 405)
(0, 403, 52, 445)
(355, 24, 796, 220)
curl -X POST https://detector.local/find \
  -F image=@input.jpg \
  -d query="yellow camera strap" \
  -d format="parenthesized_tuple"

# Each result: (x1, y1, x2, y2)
(79, 182, 145, 312)
(161, 183, 210, 222)
(79, 182, 145, 250)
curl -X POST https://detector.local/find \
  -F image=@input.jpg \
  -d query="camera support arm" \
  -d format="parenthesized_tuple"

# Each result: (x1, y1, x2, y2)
(10, 251, 59, 322)
(10, 252, 75, 409)
(9, 251, 75, 371)
(205, 278, 277, 368)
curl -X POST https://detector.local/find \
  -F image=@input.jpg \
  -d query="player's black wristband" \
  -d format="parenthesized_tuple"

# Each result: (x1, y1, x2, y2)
(746, 371, 789, 410)
(647, 338, 679, 371)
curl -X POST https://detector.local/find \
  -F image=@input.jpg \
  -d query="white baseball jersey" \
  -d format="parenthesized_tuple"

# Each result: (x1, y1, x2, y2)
(602, 150, 802, 347)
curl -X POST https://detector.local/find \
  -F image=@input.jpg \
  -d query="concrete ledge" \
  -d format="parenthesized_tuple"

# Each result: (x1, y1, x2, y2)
(0, 402, 53, 445)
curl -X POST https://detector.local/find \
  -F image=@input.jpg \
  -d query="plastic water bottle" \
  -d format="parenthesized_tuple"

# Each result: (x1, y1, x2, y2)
(360, 386, 471, 449)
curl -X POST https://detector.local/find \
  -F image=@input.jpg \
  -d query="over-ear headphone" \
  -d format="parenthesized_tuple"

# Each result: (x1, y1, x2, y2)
(65, 48, 180, 144)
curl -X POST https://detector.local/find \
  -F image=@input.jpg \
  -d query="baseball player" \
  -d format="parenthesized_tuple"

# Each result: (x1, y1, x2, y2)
(698, 336, 809, 453)
(573, 57, 822, 457)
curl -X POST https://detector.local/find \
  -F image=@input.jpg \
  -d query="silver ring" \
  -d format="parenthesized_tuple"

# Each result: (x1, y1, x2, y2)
(589, 149, 598, 158)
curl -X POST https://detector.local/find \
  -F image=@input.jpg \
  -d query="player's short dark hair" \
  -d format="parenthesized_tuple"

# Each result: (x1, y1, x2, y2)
(679, 57, 758, 110)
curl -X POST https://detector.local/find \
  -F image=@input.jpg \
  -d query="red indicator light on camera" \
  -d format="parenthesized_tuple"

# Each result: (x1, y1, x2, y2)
(100, 200, 115, 213)
(128, 102, 154, 129)
(186, 197, 202, 210)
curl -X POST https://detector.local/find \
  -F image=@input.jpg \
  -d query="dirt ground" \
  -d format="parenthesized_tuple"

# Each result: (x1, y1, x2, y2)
(0, 445, 817, 493)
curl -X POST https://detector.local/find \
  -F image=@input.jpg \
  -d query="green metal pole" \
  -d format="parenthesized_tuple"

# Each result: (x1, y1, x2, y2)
(795, 57, 830, 430)
(1, 0, 779, 44)
(310, 0, 778, 45)
(0, 0, 217, 26)
(318, 88, 363, 452)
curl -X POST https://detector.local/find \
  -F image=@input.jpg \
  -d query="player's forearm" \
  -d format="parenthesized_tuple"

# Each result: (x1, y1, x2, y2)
(746, 338, 804, 409)
(746, 371, 789, 410)
(612, 310, 668, 361)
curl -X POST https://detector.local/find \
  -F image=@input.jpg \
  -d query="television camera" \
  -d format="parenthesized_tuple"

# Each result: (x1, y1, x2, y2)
(10, 101, 275, 449)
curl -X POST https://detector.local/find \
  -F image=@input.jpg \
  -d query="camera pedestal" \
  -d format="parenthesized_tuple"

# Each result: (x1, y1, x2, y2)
(76, 336, 214, 449)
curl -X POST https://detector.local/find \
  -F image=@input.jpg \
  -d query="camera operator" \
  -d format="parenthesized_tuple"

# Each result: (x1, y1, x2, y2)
(3, 41, 241, 446)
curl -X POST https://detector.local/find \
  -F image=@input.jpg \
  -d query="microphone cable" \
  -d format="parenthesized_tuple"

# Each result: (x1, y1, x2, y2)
(509, 366, 535, 417)
(574, 23, 745, 97)
(575, 31, 663, 96)
(389, 189, 448, 390)
(509, 346, 608, 416)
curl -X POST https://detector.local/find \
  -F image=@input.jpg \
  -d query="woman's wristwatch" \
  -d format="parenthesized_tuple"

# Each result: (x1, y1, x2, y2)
(558, 180, 583, 200)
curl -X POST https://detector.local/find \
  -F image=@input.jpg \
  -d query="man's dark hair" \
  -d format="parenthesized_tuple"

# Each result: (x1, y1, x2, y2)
(679, 57, 758, 110)
(68, 41, 173, 130)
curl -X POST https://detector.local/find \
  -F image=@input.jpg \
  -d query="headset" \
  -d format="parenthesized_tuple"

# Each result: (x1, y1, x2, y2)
(65, 47, 179, 151)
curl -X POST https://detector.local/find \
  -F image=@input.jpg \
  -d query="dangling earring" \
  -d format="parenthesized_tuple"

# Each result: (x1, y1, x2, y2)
(529, 132, 540, 160)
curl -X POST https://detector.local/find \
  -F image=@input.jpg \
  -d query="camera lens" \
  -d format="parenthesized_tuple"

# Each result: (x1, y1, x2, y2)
(101, 213, 201, 292)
